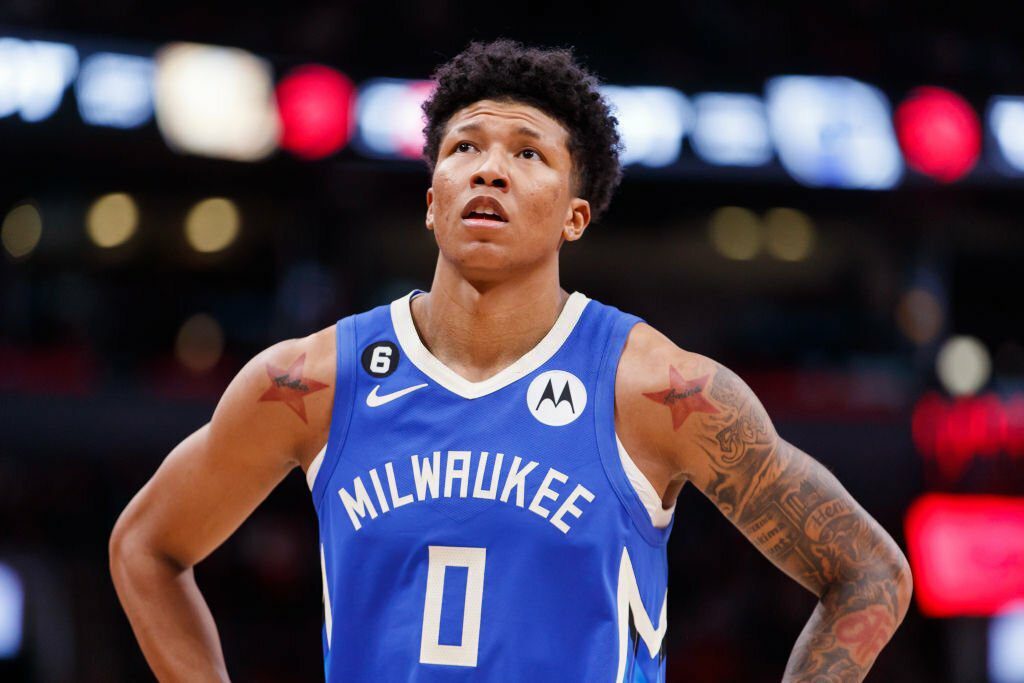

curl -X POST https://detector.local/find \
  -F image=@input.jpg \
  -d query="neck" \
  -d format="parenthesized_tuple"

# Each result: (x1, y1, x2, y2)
(410, 257, 569, 382)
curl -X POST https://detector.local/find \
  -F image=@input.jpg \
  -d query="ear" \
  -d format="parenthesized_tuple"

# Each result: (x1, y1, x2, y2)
(425, 187, 435, 231)
(562, 197, 591, 242)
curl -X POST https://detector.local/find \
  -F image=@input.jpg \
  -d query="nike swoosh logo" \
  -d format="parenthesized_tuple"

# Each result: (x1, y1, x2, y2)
(366, 383, 428, 407)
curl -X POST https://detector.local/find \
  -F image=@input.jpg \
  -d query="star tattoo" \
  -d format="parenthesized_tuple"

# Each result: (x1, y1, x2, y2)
(642, 366, 719, 430)
(258, 353, 329, 423)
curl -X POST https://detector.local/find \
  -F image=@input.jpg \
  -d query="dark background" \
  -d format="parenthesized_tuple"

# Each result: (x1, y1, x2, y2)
(1, 1, 1023, 681)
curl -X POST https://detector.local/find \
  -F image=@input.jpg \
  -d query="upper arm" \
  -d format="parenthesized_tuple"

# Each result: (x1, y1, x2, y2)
(111, 327, 336, 570)
(619, 324, 911, 602)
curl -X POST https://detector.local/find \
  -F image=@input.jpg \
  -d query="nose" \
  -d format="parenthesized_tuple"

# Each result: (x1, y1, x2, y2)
(471, 152, 509, 190)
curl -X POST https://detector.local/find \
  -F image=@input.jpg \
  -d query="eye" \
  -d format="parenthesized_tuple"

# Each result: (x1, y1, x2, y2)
(520, 148, 542, 161)
(455, 141, 476, 153)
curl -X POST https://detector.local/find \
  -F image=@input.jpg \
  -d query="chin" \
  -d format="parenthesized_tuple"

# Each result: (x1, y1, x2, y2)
(454, 245, 511, 269)
(442, 243, 522, 279)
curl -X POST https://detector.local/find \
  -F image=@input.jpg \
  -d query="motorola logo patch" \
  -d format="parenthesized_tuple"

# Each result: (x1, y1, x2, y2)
(361, 341, 399, 378)
(526, 370, 587, 426)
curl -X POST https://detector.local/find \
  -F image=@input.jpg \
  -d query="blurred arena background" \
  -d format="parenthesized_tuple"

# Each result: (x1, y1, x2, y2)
(1, 1, 1023, 681)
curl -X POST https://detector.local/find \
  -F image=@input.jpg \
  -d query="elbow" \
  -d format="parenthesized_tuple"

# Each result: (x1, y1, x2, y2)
(108, 513, 134, 589)
(870, 532, 914, 622)
(109, 510, 154, 590)
(109, 511, 187, 592)
(827, 546, 914, 624)
(865, 547, 914, 624)
(893, 551, 914, 622)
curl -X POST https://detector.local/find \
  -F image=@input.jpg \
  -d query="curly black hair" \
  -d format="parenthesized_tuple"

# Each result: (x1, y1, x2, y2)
(421, 39, 623, 222)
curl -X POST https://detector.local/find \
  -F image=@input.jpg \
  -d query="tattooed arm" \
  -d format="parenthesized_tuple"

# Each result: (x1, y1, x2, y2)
(109, 329, 336, 682)
(617, 324, 913, 682)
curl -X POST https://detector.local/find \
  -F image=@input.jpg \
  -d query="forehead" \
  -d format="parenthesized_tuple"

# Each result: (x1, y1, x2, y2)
(442, 99, 570, 148)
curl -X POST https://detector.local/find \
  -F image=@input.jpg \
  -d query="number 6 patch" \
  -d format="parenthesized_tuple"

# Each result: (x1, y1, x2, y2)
(361, 341, 400, 378)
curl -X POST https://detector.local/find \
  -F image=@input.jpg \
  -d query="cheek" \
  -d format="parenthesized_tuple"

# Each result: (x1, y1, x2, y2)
(528, 178, 569, 222)
(431, 173, 458, 215)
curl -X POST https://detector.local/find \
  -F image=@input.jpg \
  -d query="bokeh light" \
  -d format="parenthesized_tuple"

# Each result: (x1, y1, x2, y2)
(86, 192, 138, 248)
(709, 206, 761, 260)
(276, 64, 355, 160)
(0, 562, 24, 658)
(175, 313, 225, 373)
(937, 335, 991, 396)
(990, 602, 1024, 683)
(763, 208, 814, 261)
(153, 43, 279, 161)
(184, 197, 240, 253)
(895, 86, 980, 183)
(896, 288, 944, 345)
(1, 203, 43, 259)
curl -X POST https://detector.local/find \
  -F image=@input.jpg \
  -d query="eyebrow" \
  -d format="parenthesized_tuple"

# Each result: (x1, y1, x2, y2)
(449, 122, 543, 141)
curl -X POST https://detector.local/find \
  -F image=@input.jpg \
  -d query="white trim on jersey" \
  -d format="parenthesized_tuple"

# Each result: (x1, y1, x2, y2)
(320, 543, 333, 649)
(390, 290, 591, 400)
(615, 434, 676, 529)
(307, 443, 327, 490)
(308, 295, 676, 528)
(616, 547, 668, 682)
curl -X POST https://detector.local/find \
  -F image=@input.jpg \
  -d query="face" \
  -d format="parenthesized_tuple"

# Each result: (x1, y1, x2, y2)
(425, 99, 591, 278)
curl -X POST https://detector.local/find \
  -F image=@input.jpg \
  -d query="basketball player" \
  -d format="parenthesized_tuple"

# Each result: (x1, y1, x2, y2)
(110, 40, 912, 682)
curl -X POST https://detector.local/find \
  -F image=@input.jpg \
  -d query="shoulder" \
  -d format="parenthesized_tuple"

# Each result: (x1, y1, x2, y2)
(614, 322, 772, 486)
(212, 323, 338, 472)
(615, 322, 717, 408)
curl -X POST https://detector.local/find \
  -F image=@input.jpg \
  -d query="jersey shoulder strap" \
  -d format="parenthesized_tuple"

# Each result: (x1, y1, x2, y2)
(309, 301, 393, 509)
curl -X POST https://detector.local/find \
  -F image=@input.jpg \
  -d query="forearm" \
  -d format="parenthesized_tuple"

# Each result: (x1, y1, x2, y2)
(783, 570, 912, 682)
(110, 542, 229, 682)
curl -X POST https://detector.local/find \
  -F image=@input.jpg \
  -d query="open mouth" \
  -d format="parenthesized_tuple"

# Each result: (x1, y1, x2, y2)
(462, 211, 508, 227)
(461, 196, 509, 227)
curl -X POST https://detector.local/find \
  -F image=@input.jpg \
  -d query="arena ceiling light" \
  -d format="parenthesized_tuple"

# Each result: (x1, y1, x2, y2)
(708, 206, 761, 260)
(1, 202, 43, 259)
(86, 192, 138, 247)
(75, 52, 154, 129)
(895, 87, 980, 183)
(153, 43, 279, 162)
(763, 207, 815, 261)
(766, 76, 903, 189)
(691, 92, 772, 167)
(990, 603, 1024, 683)
(0, 562, 23, 659)
(936, 335, 991, 396)
(600, 86, 690, 167)
(988, 96, 1024, 175)
(184, 197, 241, 253)
(352, 78, 435, 160)
(276, 64, 356, 160)
(0, 38, 78, 123)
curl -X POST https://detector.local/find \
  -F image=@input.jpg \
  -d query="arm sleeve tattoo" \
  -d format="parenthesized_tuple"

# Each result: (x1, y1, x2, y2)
(646, 362, 913, 681)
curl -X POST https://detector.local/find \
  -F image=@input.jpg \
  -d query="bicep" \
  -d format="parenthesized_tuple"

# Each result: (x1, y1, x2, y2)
(121, 424, 294, 571)
(114, 340, 332, 569)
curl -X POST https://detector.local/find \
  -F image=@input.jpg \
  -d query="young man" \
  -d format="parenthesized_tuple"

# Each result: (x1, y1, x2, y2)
(110, 40, 912, 681)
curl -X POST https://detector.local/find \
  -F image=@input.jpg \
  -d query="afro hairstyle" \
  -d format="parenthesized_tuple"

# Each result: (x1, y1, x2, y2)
(420, 39, 623, 223)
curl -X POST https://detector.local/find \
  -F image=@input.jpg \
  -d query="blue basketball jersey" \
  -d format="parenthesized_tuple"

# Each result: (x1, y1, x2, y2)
(306, 289, 674, 682)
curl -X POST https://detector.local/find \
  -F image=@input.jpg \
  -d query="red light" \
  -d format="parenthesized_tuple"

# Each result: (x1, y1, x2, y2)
(276, 65, 355, 160)
(894, 87, 980, 183)
(905, 494, 1024, 617)
(911, 392, 1022, 484)
(1007, 396, 1024, 456)
(911, 392, 944, 458)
